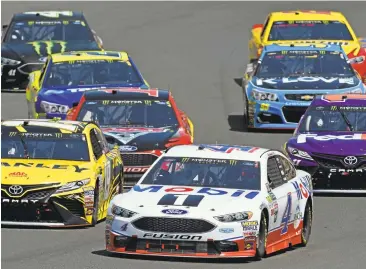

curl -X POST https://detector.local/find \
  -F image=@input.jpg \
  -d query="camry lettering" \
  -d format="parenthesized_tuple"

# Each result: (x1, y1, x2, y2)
(330, 169, 365, 173)
(1, 162, 88, 173)
(133, 185, 259, 198)
(2, 199, 39, 204)
(263, 77, 339, 84)
(143, 233, 202, 240)
(296, 134, 366, 143)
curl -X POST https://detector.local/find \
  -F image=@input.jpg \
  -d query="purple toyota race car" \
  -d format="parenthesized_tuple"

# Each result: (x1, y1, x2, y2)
(283, 94, 366, 193)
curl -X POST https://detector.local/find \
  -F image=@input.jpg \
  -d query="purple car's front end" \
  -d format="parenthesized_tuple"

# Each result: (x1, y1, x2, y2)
(284, 94, 366, 193)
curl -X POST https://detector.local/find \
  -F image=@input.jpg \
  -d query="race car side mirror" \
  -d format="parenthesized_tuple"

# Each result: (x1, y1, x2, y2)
(234, 78, 243, 87)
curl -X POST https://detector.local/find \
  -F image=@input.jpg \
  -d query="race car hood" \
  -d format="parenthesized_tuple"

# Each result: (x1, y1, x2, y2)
(1, 159, 94, 185)
(251, 76, 360, 90)
(263, 40, 361, 56)
(101, 126, 180, 152)
(112, 185, 262, 216)
(288, 132, 366, 155)
(1, 40, 100, 59)
(38, 86, 144, 109)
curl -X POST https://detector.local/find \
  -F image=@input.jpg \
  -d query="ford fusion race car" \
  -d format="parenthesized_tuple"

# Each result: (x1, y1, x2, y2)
(1, 119, 123, 227)
(235, 44, 365, 130)
(105, 144, 313, 259)
(26, 51, 149, 120)
(66, 88, 194, 188)
(1, 11, 103, 92)
(248, 10, 366, 82)
(284, 94, 366, 193)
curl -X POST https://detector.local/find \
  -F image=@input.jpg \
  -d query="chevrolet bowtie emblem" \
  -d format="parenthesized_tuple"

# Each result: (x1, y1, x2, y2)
(301, 95, 314, 101)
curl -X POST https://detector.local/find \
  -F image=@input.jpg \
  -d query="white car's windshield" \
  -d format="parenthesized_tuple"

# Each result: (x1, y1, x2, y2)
(141, 157, 261, 190)
(298, 105, 366, 132)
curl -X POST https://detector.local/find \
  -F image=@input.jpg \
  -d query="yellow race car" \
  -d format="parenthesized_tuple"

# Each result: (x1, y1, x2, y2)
(26, 50, 150, 120)
(1, 119, 124, 227)
(248, 10, 366, 80)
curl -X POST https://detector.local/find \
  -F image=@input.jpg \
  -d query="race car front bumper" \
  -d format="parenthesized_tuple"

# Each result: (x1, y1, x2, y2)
(248, 101, 308, 129)
(289, 157, 366, 193)
(1, 185, 92, 227)
(105, 215, 258, 258)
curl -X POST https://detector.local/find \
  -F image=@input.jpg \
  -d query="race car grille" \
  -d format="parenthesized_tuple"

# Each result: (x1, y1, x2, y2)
(285, 94, 316, 101)
(311, 153, 366, 169)
(121, 154, 158, 167)
(282, 106, 308, 123)
(1, 183, 60, 199)
(132, 217, 216, 233)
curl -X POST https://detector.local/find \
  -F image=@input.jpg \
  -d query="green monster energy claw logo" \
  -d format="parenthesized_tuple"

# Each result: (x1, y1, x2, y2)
(55, 133, 62, 138)
(229, 160, 237, 165)
(102, 100, 110, 105)
(144, 100, 152, 105)
(9, 132, 17, 137)
(331, 106, 337, 111)
(181, 158, 190, 163)
(27, 41, 67, 56)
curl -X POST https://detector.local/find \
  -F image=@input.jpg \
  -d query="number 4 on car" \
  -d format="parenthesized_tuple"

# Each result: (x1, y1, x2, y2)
(1, 119, 124, 227)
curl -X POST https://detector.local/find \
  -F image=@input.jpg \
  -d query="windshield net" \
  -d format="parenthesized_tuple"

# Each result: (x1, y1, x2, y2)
(268, 21, 353, 41)
(1, 132, 90, 161)
(5, 20, 94, 42)
(298, 105, 366, 132)
(77, 99, 179, 128)
(44, 60, 143, 87)
(141, 157, 261, 190)
(255, 50, 354, 78)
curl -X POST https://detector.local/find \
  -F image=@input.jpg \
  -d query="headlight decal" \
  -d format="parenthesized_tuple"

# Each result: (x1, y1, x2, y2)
(287, 146, 314, 161)
(214, 211, 253, 222)
(251, 89, 279, 102)
(40, 101, 69, 114)
(55, 179, 90, 193)
(111, 205, 137, 218)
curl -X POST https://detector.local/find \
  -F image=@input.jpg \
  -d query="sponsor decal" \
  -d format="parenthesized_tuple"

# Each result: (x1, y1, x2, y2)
(66, 87, 106, 93)
(241, 221, 259, 231)
(293, 205, 302, 229)
(1, 162, 88, 173)
(27, 41, 67, 55)
(261, 77, 353, 85)
(161, 209, 188, 215)
(124, 167, 149, 173)
(292, 177, 311, 200)
(266, 191, 277, 203)
(8, 172, 27, 177)
(119, 145, 138, 152)
(245, 242, 254, 250)
(271, 202, 279, 223)
(219, 228, 234, 233)
(86, 208, 94, 215)
(133, 185, 260, 199)
(143, 233, 202, 240)
(300, 95, 315, 101)
(2, 198, 39, 204)
(201, 144, 259, 154)
(296, 133, 366, 143)
(330, 168, 366, 173)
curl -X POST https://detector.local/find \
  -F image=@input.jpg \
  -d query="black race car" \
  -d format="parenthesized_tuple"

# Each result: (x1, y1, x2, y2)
(1, 11, 103, 92)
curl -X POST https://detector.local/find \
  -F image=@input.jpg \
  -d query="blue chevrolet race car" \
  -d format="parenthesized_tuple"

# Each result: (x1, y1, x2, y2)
(234, 44, 366, 130)
(26, 50, 149, 120)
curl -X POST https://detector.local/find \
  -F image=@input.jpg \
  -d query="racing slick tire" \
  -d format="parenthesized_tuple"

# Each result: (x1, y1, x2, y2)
(299, 200, 313, 247)
(254, 211, 268, 260)
(91, 180, 100, 227)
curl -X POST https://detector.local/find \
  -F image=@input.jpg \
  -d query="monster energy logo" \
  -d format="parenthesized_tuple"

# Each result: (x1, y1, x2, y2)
(331, 106, 337, 111)
(144, 100, 152, 105)
(181, 158, 190, 163)
(229, 160, 237, 165)
(102, 100, 110, 105)
(319, 51, 326, 54)
(8, 132, 17, 137)
(27, 41, 67, 56)
(282, 51, 288, 55)
(55, 133, 62, 138)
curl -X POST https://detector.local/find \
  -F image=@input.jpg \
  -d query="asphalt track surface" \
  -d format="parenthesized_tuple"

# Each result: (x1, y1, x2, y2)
(2, 2, 366, 269)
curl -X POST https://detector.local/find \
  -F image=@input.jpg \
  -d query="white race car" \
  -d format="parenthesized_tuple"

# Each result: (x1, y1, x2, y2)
(105, 144, 313, 259)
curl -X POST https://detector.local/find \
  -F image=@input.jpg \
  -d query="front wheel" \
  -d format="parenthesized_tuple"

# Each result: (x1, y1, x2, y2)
(255, 211, 268, 260)
(299, 201, 313, 247)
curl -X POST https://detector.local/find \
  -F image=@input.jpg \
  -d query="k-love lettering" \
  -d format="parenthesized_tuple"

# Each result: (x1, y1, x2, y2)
(132, 185, 260, 199)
